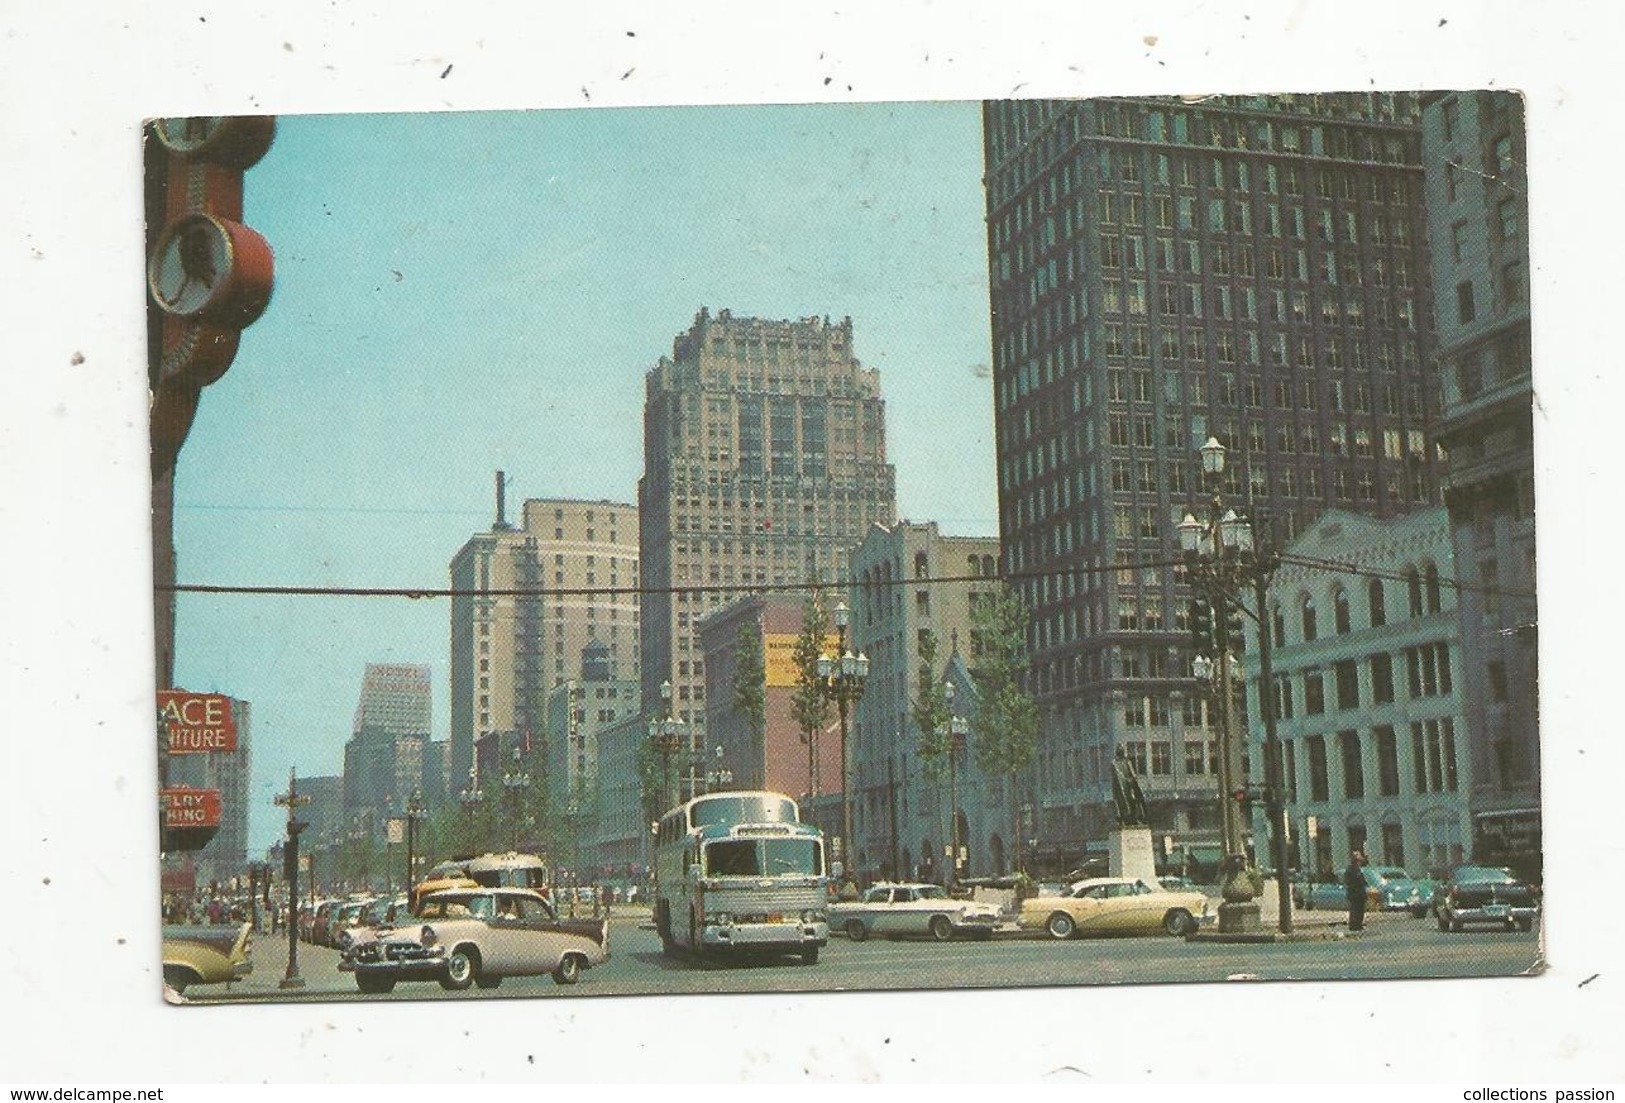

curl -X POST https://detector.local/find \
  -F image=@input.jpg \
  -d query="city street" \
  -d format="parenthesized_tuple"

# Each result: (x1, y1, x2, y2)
(186, 906, 1542, 1005)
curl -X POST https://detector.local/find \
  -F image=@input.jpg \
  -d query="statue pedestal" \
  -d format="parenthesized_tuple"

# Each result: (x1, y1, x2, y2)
(1108, 827, 1158, 884)
(1217, 901, 1261, 934)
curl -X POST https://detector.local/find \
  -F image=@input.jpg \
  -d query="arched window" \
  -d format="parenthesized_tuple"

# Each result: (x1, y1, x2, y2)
(968, 555, 982, 577)
(1404, 566, 1423, 617)
(1301, 595, 1318, 642)
(1271, 603, 1286, 648)
(1423, 562, 1442, 614)
(1368, 577, 1387, 627)
(914, 551, 929, 579)
(982, 554, 997, 577)
(1333, 586, 1351, 634)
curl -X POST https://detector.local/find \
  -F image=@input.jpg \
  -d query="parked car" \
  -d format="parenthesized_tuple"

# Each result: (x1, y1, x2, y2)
(308, 899, 341, 945)
(829, 882, 1002, 942)
(326, 898, 374, 949)
(1018, 877, 1211, 939)
(161, 921, 252, 995)
(339, 887, 608, 993)
(1292, 871, 1381, 911)
(1432, 866, 1539, 933)
(1369, 867, 1434, 916)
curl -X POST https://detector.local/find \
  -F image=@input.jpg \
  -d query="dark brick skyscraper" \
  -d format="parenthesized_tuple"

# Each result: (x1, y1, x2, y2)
(982, 94, 1443, 861)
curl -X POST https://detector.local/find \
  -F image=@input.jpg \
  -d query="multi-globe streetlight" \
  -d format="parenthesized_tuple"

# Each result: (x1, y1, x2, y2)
(815, 601, 868, 878)
(944, 681, 970, 885)
(1176, 435, 1289, 934)
(648, 679, 687, 812)
(501, 747, 532, 851)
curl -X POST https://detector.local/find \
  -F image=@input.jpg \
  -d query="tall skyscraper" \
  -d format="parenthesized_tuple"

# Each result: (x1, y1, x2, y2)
(343, 663, 431, 823)
(638, 308, 897, 772)
(1419, 91, 1538, 875)
(981, 94, 1443, 860)
(448, 478, 638, 790)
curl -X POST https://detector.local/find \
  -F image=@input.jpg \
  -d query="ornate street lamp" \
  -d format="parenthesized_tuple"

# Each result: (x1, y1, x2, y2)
(945, 681, 970, 885)
(816, 601, 868, 880)
(403, 789, 424, 896)
(648, 678, 687, 812)
(1178, 436, 1288, 934)
(502, 747, 532, 852)
(705, 745, 735, 793)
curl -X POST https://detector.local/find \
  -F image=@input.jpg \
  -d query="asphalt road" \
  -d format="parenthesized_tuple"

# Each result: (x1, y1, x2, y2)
(185, 907, 1542, 1005)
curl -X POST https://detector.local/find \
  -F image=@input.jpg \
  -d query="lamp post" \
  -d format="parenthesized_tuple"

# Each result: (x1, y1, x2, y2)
(458, 766, 484, 852)
(648, 679, 687, 812)
(403, 789, 424, 896)
(502, 747, 532, 852)
(816, 601, 868, 879)
(944, 681, 970, 885)
(272, 769, 310, 990)
(705, 745, 735, 793)
(1177, 435, 1288, 934)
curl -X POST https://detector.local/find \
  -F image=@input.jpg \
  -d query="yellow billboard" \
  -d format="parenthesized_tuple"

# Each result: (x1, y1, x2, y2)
(763, 633, 839, 687)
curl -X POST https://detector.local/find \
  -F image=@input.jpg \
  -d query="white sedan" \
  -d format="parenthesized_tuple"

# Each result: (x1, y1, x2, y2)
(829, 882, 1003, 942)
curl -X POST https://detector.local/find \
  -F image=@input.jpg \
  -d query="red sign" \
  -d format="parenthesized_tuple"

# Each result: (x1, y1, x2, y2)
(162, 787, 222, 829)
(159, 690, 237, 753)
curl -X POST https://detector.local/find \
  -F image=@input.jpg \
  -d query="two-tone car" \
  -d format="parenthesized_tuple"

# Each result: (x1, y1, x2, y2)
(1018, 877, 1211, 939)
(829, 882, 1002, 942)
(1369, 867, 1434, 916)
(1432, 866, 1539, 933)
(161, 921, 252, 996)
(339, 887, 608, 993)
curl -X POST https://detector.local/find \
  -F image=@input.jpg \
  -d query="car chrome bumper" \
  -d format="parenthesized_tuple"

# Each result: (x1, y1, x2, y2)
(702, 921, 829, 947)
(1448, 905, 1538, 925)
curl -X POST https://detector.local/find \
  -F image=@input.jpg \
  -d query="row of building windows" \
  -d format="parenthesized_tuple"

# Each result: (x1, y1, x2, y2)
(1284, 718, 1459, 803)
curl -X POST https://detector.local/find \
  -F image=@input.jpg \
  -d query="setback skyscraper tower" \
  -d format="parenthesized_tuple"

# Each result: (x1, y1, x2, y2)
(982, 94, 1443, 863)
(639, 308, 897, 793)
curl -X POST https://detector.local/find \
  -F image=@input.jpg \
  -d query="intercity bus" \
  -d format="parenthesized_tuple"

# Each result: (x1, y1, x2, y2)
(652, 790, 830, 964)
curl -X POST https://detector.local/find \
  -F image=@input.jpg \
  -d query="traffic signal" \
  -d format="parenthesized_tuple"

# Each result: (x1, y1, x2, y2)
(1226, 604, 1245, 648)
(146, 116, 277, 479)
(1189, 598, 1214, 655)
(1233, 785, 1268, 814)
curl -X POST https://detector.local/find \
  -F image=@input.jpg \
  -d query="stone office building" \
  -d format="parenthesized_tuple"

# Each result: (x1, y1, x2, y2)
(638, 309, 896, 773)
(1247, 507, 1471, 878)
(1419, 91, 1539, 879)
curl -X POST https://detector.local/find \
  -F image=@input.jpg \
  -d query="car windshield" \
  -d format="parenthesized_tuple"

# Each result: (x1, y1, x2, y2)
(1454, 866, 1517, 883)
(705, 837, 823, 876)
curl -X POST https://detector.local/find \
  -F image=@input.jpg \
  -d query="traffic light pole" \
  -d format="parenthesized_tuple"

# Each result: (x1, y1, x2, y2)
(1254, 560, 1293, 934)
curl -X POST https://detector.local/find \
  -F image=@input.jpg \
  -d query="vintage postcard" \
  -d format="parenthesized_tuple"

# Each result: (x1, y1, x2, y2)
(148, 92, 1541, 1010)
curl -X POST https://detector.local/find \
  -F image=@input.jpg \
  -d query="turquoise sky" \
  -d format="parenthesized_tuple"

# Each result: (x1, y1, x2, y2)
(168, 102, 998, 849)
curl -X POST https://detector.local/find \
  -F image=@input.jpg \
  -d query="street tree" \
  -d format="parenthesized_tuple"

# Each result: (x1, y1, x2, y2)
(969, 585, 1040, 873)
(910, 628, 954, 881)
(732, 620, 767, 785)
(788, 588, 833, 813)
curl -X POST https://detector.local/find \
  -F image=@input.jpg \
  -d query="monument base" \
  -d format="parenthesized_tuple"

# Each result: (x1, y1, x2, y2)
(1216, 901, 1261, 934)
(1107, 826, 1158, 884)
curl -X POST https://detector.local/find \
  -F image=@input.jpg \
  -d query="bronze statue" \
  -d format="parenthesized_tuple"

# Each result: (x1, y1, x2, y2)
(1111, 747, 1148, 827)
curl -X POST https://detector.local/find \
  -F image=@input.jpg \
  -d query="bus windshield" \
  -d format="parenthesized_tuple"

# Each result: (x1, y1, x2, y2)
(705, 837, 823, 877)
(690, 794, 798, 828)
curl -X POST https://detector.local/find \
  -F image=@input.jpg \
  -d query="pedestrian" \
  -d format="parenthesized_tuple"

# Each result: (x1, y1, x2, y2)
(1343, 850, 1368, 932)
